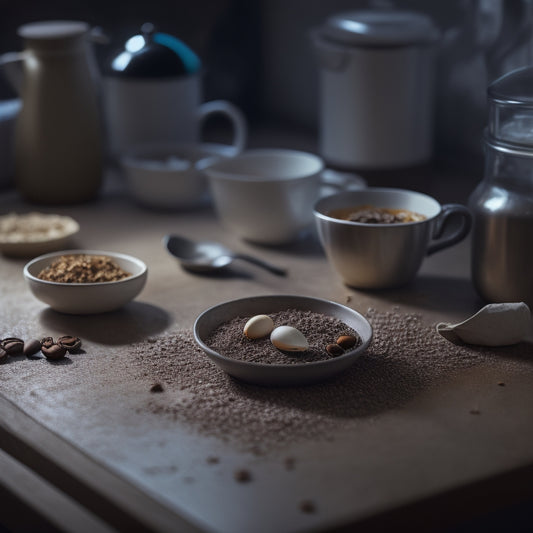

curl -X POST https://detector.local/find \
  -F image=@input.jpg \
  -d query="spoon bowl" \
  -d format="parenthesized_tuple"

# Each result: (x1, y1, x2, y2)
(163, 235, 286, 276)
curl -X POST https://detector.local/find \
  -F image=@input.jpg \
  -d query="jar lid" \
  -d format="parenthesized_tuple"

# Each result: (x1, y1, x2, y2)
(18, 20, 89, 40)
(321, 9, 438, 46)
(488, 66, 533, 106)
(107, 23, 201, 78)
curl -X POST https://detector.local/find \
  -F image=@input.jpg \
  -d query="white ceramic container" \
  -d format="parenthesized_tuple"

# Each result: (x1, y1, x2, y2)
(312, 9, 439, 169)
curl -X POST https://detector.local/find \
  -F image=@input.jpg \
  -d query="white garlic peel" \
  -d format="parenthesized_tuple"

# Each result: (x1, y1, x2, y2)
(270, 325, 309, 352)
(436, 302, 531, 346)
(243, 314, 274, 339)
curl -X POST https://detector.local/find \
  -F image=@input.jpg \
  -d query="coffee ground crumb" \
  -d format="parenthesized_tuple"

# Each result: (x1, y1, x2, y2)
(284, 457, 296, 471)
(206, 309, 360, 364)
(299, 500, 316, 513)
(234, 469, 252, 483)
(206, 456, 220, 465)
(150, 383, 164, 393)
(130, 307, 531, 453)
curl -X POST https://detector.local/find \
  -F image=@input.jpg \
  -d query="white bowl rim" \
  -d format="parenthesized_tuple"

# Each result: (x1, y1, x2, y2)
(193, 294, 373, 370)
(23, 249, 147, 287)
(313, 187, 442, 227)
(202, 148, 325, 184)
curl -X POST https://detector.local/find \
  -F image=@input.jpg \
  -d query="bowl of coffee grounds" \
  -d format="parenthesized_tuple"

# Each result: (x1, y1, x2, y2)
(23, 249, 147, 314)
(194, 295, 372, 386)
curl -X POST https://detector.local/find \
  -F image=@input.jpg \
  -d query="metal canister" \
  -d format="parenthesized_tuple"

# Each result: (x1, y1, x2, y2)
(469, 67, 533, 307)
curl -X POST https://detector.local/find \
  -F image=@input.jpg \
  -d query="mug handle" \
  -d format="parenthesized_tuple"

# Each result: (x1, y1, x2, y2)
(427, 204, 472, 256)
(198, 100, 247, 156)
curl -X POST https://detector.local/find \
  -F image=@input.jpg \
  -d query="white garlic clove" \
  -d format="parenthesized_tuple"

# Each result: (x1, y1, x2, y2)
(243, 314, 274, 339)
(270, 325, 309, 352)
(436, 302, 531, 346)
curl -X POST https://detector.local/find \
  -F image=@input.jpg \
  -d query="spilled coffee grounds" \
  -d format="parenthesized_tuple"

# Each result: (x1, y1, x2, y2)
(205, 309, 360, 364)
(129, 307, 531, 454)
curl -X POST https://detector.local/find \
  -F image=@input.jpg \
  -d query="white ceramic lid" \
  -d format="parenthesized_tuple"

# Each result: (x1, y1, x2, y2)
(322, 9, 438, 46)
(18, 21, 89, 40)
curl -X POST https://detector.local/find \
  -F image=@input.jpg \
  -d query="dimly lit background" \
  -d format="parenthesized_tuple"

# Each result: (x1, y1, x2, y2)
(1, 0, 532, 171)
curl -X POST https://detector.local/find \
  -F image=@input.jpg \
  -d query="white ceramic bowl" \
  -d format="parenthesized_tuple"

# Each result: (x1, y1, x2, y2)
(121, 142, 235, 210)
(194, 294, 373, 386)
(23, 250, 147, 314)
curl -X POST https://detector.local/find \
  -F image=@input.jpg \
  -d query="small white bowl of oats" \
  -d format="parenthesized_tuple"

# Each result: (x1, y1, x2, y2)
(23, 250, 147, 314)
(0, 212, 80, 258)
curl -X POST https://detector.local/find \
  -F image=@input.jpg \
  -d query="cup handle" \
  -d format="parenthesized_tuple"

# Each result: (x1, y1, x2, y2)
(198, 100, 247, 156)
(319, 168, 366, 194)
(427, 204, 472, 256)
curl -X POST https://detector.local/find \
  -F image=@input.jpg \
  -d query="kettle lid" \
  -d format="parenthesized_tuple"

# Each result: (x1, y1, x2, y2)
(321, 9, 438, 46)
(107, 23, 201, 78)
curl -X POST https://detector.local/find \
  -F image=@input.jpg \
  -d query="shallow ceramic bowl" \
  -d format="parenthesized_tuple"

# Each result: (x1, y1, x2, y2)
(193, 294, 372, 386)
(121, 142, 235, 210)
(0, 212, 79, 258)
(23, 249, 147, 314)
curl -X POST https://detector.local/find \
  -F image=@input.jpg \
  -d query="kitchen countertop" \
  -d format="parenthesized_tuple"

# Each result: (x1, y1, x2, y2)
(1, 152, 533, 533)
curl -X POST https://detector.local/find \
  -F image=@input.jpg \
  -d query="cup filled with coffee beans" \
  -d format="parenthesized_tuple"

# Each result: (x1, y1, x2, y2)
(313, 188, 472, 289)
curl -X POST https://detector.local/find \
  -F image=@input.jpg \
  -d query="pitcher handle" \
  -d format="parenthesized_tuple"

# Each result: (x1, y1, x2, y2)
(0, 52, 26, 93)
(427, 204, 472, 256)
(198, 100, 247, 157)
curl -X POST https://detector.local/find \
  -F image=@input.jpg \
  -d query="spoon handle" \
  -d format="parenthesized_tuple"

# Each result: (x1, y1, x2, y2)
(232, 254, 287, 276)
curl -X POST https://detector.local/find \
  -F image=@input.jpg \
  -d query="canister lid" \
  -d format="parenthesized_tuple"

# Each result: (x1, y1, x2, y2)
(107, 23, 201, 78)
(487, 67, 533, 150)
(322, 9, 438, 46)
(488, 66, 533, 106)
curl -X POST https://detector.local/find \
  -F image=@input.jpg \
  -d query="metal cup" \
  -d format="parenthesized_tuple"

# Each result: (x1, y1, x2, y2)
(313, 188, 472, 289)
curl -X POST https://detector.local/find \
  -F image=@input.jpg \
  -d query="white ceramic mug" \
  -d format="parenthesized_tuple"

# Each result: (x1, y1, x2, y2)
(102, 73, 247, 158)
(201, 149, 326, 245)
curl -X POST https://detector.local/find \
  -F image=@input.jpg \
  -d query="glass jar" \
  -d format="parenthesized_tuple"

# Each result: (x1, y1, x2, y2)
(469, 67, 533, 307)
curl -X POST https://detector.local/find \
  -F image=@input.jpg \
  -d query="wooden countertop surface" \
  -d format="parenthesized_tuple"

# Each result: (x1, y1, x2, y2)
(1, 155, 533, 533)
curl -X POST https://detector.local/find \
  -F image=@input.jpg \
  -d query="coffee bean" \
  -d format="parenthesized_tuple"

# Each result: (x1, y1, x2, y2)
(336, 335, 359, 350)
(41, 337, 54, 349)
(325, 343, 344, 357)
(1, 337, 24, 355)
(23, 339, 42, 357)
(57, 335, 82, 353)
(0, 347, 8, 364)
(41, 343, 67, 361)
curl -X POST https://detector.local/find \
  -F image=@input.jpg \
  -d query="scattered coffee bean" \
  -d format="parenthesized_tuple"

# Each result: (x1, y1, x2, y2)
(325, 343, 344, 357)
(1, 337, 24, 355)
(41, 337, 54, 349)
(299, 500, 316, 514)
(234, 469, 252, 483)
(336, 335, 359, 350)
(23, 339, 42, 357)
(41, 343, 67, 361)
(0, 347, 7, 364)
(497, 382, 505, 387)
(57, 335, 82, 353)
(150, 383, 164, 393)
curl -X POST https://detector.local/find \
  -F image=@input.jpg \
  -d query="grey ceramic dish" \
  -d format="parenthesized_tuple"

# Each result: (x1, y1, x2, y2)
(193, 294, 373, 386)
